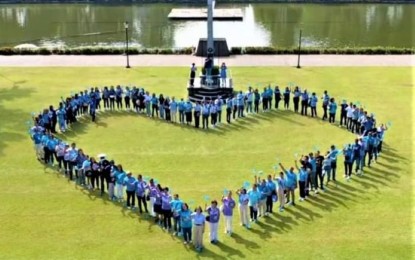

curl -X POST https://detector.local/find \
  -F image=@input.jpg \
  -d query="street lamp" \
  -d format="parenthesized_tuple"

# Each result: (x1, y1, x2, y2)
(296, 29, 302, 69)
(124, 21, 131, 69)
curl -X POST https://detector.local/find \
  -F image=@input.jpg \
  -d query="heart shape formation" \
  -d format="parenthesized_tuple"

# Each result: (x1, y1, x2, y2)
(28, 85, 391, 248)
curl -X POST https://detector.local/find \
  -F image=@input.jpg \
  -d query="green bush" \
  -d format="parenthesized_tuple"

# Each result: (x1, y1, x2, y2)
(0, 46, 413, 56)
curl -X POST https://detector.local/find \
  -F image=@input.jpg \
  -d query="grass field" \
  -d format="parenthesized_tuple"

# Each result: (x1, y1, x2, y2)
(0, 67, 413, 259)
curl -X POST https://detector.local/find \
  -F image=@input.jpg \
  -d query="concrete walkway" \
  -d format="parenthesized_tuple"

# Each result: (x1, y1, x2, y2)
(0, 54, 413, 67)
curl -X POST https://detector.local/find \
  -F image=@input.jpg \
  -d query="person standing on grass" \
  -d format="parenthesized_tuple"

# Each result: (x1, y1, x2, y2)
(351, 139, 363, 175)
(261, 87, 268, 112)
(124, 86, 131, 110)
(170, 97, 178, 123)
(247, 184, 261, 222)
(124, 171, 137, 209)
(114, 165, 126, 202)
(90, 157, 100, 190)
(55, 140, 66, 172)
(254, 89, 260, 113)
(226, 97, 232, 123)
(215, 96, 223, 124)
(154, 184, 164, 225)
(159, 94, 165, 120)
(232, 95, 238, 119)
(161, 188, 172, 231)
(185, 100, 193, 125)
(151, 93, 159, 118)
(340, 100, 348, 127)
(322, 90, 330, 120)
(82, 155, 91, 187)
(210, 100, 218, 127)
(107, 163, 116, 200)
(75, 149, 87, 186)
(57, 103, 66, 133)
(193, 101, 202, 128)
(265, 174, 276, 214)
(295, 160, 308, 202)
(274, 86, 282, 109)
(292, 86, 301, 113)
(202, 101, 210, 129)
(346, 103, 354, 131)
(237, 91, 245, 117)
(283, 87, 290, 110)
(148, 179, 158, 217)
(377, 124, 387, 154)
(279, 163, 297, 206)
(267, 85, 273, 110)
(206, 200, 220, 244)
(46, 134, 58, 166)
(246, 88, 254, 113)
(144, 91, 151, 117)
(328, 145, 339, 183)
(164, 97, 171, 122)
(309, 92, 318, 117)
(352, 105, 360, 133)
(108, 86, 116, 110)
(328, 98, 337, 123)
(135, 174, 148, 214)
(236, 188, 250, 228)
(221, 191, 236, 235)
(67, 143, 78, 181)
(171, 194, 183, 236)
(180, 203, 192, 244)
(322, 152, 332, 186)
(115, 85, 123, 110)
(343, 144, 353, 180)
(256, 178, 269, 217)
(192, 206, 206, 252)
(300, 89, 309, 116)
(274, 171, 285, 212)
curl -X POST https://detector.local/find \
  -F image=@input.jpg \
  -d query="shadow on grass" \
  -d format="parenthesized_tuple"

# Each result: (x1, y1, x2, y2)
(0, 84, 35, 156)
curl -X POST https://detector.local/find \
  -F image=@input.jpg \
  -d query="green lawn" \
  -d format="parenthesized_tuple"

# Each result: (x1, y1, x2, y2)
(0, 67, 413, 259)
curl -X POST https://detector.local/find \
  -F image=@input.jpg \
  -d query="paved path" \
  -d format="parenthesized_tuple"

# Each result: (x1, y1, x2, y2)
(0, 55, 413, 67)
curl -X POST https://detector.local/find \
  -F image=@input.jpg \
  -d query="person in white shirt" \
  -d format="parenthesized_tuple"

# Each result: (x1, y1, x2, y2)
(345, 103, 355, 131)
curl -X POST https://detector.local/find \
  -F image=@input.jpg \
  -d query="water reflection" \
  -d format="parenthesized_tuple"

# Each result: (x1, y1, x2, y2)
(0, 3, 413, 48)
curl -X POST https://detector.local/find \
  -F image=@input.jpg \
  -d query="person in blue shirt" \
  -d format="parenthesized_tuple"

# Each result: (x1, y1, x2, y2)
(46, 134, 58, 165)
(237, 91, 245, 117)
(220, 62, 227, 87)
(123, 171, 137, 209)
(171, 194, 183, 236)
(191, 206, 206, 252)
(135, 174, 148, 214)
(202, 102, 210, 129)
(206, 200, 220, 244)
(343, 144, 353, 180)
(279, 163, 297, 206)
(232, 95, 238, 119)
(115, 85, 123, 110)
(301, 89, 309, 116)
(161, 187, 172, 231)
(210, 100, 218, 127)
(151, 93, 159, 118)
(265, 174, 277, 214)
(256, 178, 270, 217)
(246, 88, 253, 114)
(309, 92, 318, 117)
(236, 188, 250, 228)
(328, 98, 338, 123)
(266, 86, 273, 110)
(170, 97, 178, 123)
(185, 100, 193, 125)
(351, 139, 362, 175)
(247, 184, 261, 222)
(114, 165, 126, 202)
(180, 203, 192, 244)
(321, 90, 330, 120)
(215, 96, 223, 124)
(328, 145, 339, 182)
(124, 86, 131, 110)
(295, 160, 308, 201)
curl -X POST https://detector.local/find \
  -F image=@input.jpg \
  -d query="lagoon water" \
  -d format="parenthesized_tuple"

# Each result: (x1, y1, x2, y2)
(0, 3, 413, 48)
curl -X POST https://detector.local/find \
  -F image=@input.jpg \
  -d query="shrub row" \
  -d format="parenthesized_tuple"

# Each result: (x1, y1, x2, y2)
(0, 46, 413, 55)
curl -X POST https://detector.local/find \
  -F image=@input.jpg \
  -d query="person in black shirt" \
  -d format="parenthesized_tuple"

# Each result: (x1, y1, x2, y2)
(315, 151, 325, 192)
(340, 100, 348, 127)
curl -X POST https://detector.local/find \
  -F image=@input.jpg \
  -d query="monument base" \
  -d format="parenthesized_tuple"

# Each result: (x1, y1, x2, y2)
(196, 38, 230, 57)
(188, 75, 234, 102)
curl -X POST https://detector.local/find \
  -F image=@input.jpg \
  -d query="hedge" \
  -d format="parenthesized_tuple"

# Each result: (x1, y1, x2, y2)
(0, 46, 413, 55)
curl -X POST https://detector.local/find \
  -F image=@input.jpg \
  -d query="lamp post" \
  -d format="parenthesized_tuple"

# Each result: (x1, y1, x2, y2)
(296, 29, 302, 69)
(124, 21, 130, 69)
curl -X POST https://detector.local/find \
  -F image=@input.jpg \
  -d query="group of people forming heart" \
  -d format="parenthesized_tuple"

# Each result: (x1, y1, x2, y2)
(29, 84, 389, 253)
